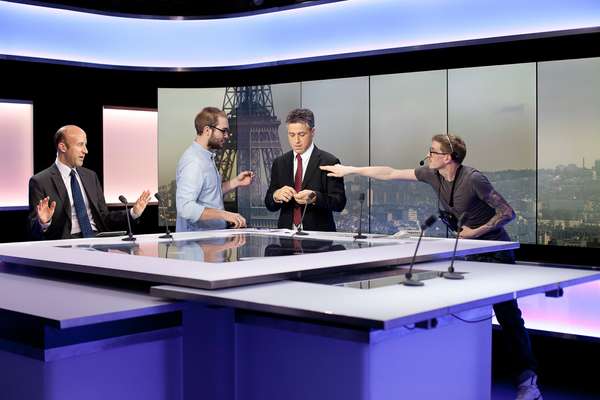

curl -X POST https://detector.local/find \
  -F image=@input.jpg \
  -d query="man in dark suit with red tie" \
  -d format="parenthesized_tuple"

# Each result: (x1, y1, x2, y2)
(264, 108, 346, 231)
(28, 125, 151, 240)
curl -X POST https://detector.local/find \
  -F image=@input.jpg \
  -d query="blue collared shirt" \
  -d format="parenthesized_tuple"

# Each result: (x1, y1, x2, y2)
(176, 142, 227, 232)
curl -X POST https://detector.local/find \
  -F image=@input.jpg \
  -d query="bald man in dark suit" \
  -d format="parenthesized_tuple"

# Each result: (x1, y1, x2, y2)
(28, 125, 151, 240)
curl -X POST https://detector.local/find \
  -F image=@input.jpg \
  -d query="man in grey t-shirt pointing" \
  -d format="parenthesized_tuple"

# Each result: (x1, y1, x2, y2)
(321, 133, 543, 400)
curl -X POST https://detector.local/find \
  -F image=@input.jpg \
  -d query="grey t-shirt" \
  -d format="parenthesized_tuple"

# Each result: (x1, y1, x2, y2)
(414, 165, 510, 241)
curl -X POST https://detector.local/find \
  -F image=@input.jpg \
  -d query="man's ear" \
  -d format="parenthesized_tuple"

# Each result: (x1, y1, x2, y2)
(57, 142, 67, 153)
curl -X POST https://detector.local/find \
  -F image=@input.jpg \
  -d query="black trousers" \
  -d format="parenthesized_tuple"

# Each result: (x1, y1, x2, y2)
(466, 250, 538, 381)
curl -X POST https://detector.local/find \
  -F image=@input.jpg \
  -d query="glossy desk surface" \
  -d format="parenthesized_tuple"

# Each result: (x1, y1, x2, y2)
(151, 260, 600, 330)
(0, 264, 180, 329)
(0, 229, 518, 289)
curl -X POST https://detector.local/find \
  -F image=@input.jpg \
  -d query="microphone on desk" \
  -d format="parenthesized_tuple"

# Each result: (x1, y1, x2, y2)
(295, 191, 316, 236)
(118, 195, 136, 242)
(403, 215, 438, 286)
(354, 193, 367, 239)
(443, 212, 468, 280)
(154, 192, 173, 239)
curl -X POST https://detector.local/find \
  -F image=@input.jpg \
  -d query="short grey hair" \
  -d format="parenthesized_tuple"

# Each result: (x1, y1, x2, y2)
(285, 108, 314, 129)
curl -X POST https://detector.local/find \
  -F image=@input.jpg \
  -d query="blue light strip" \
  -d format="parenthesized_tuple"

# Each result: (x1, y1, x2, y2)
(1, 0, 600, 69)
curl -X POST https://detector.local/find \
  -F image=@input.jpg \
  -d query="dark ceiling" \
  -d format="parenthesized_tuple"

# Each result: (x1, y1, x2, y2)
(13, 0, 342, 17)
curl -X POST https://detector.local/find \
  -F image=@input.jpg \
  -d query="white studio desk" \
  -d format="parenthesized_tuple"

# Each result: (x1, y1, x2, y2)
(0, 229, 597, 400)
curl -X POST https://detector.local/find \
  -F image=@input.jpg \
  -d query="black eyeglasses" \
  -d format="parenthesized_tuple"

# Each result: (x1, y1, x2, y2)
(209, 126, 231, 135)
(429, 148, 449, 156)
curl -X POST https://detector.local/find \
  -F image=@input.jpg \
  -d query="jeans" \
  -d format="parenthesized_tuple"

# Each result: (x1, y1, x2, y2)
(466, 250, 538, 382)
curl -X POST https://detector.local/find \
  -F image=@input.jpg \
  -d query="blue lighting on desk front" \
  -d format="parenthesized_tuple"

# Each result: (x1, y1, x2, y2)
(1, 0, 600, 69)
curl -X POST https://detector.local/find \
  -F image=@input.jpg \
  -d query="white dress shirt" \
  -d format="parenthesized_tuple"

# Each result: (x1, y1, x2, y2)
(55, 159, 99, 234)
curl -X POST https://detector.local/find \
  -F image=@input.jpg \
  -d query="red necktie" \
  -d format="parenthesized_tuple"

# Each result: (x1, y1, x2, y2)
(293, 153, 303, 226)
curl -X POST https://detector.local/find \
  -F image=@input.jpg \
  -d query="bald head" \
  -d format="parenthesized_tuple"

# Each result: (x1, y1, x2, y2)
(54, 125, 84, 150)
(55, 125, 88, 168)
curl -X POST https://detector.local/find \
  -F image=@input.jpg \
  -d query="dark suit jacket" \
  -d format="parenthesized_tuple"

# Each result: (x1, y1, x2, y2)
(264, 146, 346, 231)
(28, 164, 129, 240)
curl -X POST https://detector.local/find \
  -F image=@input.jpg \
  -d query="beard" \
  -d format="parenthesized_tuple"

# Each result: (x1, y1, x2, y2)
(207, 132, 224, 150)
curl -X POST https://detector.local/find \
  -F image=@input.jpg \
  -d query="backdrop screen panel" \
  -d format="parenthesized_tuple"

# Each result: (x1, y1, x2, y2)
(157, 57, 597, 248)
(370, 70, 447, 236)
(301, 77, 370, 233)
(448, 63, 537, 243)
(538, 57, 600, 248)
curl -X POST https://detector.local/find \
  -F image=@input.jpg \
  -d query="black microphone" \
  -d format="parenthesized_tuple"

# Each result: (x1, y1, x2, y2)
(419, 155, 430, 166)
(118, 195, 136, 242)
(443, 212, 468, 280)
(403, 215, 438, 286)
(295, 191, 316, 236)
(154, 192, 173, 239)
(354, 193, 367, 239)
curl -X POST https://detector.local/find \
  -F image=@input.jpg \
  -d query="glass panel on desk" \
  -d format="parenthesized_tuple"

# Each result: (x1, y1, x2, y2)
(56, 233, 395, 263)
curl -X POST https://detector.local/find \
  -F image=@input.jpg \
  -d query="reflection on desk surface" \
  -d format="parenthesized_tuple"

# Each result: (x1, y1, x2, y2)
(56, 233, 395, 263)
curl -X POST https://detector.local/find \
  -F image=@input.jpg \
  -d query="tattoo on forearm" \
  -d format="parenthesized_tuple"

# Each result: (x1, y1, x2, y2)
(483, 190, 515, 229)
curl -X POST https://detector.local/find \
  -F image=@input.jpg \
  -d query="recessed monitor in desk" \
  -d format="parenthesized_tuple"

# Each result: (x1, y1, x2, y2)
(61, 234, 395, 263)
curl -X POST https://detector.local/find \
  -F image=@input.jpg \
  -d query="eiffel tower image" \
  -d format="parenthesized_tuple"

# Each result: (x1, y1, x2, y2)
(216, 86, 283, 228)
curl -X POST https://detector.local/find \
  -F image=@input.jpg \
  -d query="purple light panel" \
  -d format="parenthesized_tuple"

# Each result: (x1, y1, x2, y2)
(0, 101, 33, 208)
(495, 280, 600, 339)
(102, 107, 158, 204)
(1, 1, 600, 68)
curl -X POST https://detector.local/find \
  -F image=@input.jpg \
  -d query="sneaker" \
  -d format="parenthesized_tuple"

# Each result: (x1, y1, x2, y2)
(516, 374, 543, 400)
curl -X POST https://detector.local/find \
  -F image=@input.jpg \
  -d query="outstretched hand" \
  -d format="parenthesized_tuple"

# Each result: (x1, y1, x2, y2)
(319, 164, 352, 178)
(36, 196, 56, 224)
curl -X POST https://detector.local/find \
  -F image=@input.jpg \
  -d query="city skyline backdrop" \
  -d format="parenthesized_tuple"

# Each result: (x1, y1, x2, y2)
(157, 56, 600, 246)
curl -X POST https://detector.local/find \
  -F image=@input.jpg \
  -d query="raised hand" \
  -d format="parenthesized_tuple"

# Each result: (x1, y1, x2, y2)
(132, 190, 152, 217)
(36, 196, 56, 224)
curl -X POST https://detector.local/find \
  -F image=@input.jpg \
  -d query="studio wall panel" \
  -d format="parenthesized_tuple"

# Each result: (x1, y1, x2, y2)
(301, 77, 369, 232)
(102, 107, 158, 204)
(448, 63, 537, 243)
(0, 100, 33, 208)
(370, 70, 447, 235)
(238, 83, 301, 228)
(538, 57, 600, 247)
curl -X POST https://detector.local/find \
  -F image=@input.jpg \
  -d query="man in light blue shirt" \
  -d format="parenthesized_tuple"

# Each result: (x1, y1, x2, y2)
(176, 107, 253, 232)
